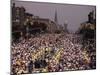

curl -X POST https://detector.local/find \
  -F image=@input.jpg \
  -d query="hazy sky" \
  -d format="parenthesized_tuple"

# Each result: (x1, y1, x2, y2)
(12, 0, 96, 32)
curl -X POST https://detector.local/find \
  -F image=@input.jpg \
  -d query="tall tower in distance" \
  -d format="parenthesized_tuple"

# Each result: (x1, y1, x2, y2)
(64, 20, 68, 33)
(54, 9, 58, 24)
(54, 9, 60, 30)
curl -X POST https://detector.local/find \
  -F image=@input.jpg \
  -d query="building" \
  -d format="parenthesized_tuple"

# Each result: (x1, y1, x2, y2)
(12, 3, 58, 39)
(77, 11, 96, 39)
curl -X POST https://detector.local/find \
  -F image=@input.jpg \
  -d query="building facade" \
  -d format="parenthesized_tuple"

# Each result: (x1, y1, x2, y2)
(12, 3, 58, 39)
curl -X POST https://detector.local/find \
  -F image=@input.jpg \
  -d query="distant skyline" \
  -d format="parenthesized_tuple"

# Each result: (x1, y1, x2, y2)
(12, 0, 96, 32)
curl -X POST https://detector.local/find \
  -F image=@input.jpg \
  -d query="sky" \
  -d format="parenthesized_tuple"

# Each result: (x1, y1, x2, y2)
(12, 0, 96, 32)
